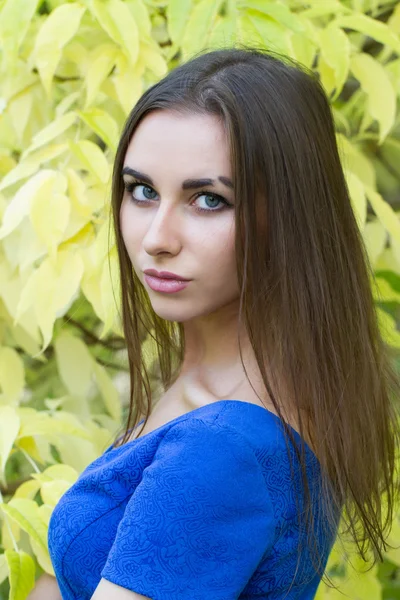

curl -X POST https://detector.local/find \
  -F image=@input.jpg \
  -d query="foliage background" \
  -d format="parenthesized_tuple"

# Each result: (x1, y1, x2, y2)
(0, 0, 400, 598)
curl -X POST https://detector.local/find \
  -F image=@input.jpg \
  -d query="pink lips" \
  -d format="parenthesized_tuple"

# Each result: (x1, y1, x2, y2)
(144, 268, 190, 281)
(144, 274, 190, 293)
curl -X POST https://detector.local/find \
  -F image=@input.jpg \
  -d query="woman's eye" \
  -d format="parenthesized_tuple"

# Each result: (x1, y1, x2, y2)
(124, 181, 231, 213)
(194, 192, 226, 212)
(128, 183, 157, 201)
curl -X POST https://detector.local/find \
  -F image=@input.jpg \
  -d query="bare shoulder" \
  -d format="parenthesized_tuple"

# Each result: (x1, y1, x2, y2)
(91, 577, 151, 599)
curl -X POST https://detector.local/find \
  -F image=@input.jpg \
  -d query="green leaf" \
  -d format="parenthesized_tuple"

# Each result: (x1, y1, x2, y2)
(69, 140, 110, 183)
(336, 13, 400, 54)
(239, 11, 291, 55)
(0, 406, 20, 479)
(167, 0, 192, 45)
(5, 549, 35, 600)
(365, 186, 400, 245)
(242, 0, 304, 33)
(0, 0, 40, 69)
(84, 44, 119, 108)
(319, 23, 350, 100)
(350, 53, 396, 144)
(23, 112, 77, 157)
(91, 0, 139, 66)
(55, 332, 94, 398)
(181, 0, 224, 60)
(1, 499, 48, 551)
(78, 108, 119, 151)
(33, 3, 86, 93)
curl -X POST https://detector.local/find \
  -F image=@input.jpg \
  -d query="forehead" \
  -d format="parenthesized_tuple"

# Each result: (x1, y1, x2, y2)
(123, 110, 231, 175)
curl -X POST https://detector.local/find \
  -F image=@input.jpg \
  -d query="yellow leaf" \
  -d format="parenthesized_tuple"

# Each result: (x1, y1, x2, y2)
(0, 145, 68, 192)
(318, 54, 336, 96)
(40, 480, 71, 508)
(23, 112, 77, 157)
(238, 12, 291, 55)
(319, 23, 350, 100)
(85, 44, 118, 108)
(350, 53, 396, 144)
(167, 0, 192, 45)
(0, 170, 60, 239)
(300, 0, 350, 19)
(373, 277, 400, 304)
(363, 219, 387, 268)
(69, 140, 110, 184)
(126, 0, 152, 37)
(336, 13, 400, 54)
(0, 348, 25, 405)
(1, 499, 48, 551)
(18, 410, 92, 442)
(0, 552, 8, 585)
(53, 435, 98, 473)
(377, 307, 400, 348)
(344, 169, 367, 231)
(0, 405, 20, 478)
(33, 3, 86, 93)
(7, 89, 33, 143)
(55, 91, 81, 118)
(54, 332, 94, 398)
(99, 245, 122, 338)
(93, 362, 121, 422)
(91, 0, 139, 65)
(0, 153, 16, 177)
(208, 15, 237, 49)
(336, 133, 376, 189)
(81, 268, 103, 322)
(113, 56, 144, 115)
(245, 1, 304, 33)
(15, 250, 84, 353)
(181, 0, 224, 60)
(1, 515, 21, 551)
(0, 0, 39, 69)
(30, 191, 70, 261)
(29, 536, 53, 574)
(365, 186, 400, 245)
(291, 16, 318, 68)
(78, 108, 119, 151)
(13, 479, 42, 501)
(15, 436, 45, 466)
(38, 504, 53, 527)
(36, 463, 79, 485)
(4, 549, 35, 600)
(138, 38, 168, 78)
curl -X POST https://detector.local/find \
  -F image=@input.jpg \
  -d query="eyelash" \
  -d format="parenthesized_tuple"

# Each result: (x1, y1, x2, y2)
(123, 179, 232, 214)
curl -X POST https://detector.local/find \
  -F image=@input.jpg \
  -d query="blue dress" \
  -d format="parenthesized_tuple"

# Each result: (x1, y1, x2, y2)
(48, 400, 340, 599)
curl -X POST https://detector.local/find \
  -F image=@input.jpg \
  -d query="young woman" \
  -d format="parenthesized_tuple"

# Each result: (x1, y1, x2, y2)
(44, 46, 400, 600)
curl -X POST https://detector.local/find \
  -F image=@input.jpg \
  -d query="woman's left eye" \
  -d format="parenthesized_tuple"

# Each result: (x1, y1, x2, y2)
(123, 181, 232, 213)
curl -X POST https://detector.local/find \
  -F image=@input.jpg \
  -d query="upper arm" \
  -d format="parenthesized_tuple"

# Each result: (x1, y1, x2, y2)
(27, 574, 63, 600)
(91, 577, 151, 599)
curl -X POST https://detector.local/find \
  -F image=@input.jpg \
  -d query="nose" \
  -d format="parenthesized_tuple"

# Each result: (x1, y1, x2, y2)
(142, 201, 182, 256)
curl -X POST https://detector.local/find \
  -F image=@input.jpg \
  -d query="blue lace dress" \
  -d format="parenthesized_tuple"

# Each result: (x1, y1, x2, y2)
(48, 400, 340, 599)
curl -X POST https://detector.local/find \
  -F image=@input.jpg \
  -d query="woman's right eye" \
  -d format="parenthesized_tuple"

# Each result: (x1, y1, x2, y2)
(125, 182, 158, 202)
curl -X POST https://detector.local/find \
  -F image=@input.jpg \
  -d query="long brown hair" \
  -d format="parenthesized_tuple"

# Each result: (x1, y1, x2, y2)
(108, 45, 400, 592)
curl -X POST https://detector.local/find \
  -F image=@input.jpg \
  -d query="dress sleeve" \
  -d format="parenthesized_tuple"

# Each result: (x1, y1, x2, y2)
(100, 416, 276, 600)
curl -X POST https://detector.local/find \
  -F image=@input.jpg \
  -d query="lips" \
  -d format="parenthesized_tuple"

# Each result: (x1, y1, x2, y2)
(143, 269, 190, 282)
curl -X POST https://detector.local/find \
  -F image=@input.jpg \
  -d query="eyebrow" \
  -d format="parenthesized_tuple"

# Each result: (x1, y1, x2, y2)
(121, 167, 233, 190)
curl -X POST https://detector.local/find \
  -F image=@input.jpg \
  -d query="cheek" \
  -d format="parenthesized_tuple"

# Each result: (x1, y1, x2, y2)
(200, 223, 237, 281)
(120, 199, 138, 244)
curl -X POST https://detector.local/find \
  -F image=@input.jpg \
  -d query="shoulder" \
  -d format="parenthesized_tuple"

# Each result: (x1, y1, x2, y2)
(156, 408, 264, 469)
(148, 412, 275, 507)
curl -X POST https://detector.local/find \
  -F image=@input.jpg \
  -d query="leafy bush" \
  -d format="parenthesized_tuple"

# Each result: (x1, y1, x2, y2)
(0, 0, 400, 598)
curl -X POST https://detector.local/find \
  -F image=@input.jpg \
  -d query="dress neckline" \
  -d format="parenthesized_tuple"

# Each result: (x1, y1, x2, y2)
(110, 399, 320, 467)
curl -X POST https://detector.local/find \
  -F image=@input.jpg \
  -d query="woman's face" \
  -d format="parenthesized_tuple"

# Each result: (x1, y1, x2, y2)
(120, 109, 239, 323)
